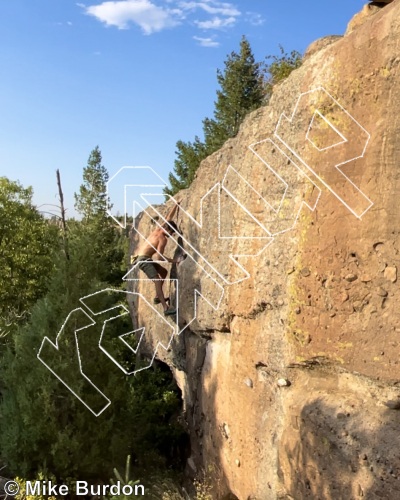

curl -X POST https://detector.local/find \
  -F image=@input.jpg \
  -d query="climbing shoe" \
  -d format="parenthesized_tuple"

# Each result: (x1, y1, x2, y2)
(164, 308, 176, 316)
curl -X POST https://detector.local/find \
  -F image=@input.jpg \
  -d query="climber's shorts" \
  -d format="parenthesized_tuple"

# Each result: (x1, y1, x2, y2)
(132, 255, 159, 280)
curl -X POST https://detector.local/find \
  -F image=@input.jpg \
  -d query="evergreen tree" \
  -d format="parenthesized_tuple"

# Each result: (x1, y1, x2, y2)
(74, 146, 125, 285)
(204, 36, 265, 150)
(165, 41, 303, 197)
(0, 149, 185, 482)
(0, 178, 58, 336)
(0, 248, 183, 480)
(165, 36, 264, 196)
(74, 146, 110, 220)
(165, 137, 209, 196)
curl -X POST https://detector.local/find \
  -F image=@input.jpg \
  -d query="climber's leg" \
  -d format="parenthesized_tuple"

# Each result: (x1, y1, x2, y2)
(152, 265, 176, 315)
(153, 279, 170, 312)
(153, 264, 168, 301)
(137, 257, 175, 315)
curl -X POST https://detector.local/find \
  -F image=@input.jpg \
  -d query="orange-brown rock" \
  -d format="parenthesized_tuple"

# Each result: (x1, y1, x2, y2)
(303, 35, 342, 60)
(129, 1, 400, 498)
(345, 3, 383, 34)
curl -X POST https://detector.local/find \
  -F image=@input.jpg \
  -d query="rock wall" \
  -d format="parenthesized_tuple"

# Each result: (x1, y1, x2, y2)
(129, 1, 400, 498)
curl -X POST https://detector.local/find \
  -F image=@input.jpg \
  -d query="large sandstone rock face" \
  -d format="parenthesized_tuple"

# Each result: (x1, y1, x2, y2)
(129, 1, 400, 498)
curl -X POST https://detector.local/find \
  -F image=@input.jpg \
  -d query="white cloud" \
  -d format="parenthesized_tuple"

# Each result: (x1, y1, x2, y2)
(81, 0, 181, 33)
(195, 15, 236, 29)
(180, 1, 240, 17)
(246, 11, 265, 26)
(79, 0, 264, 40)
(193, 35, 219, 47)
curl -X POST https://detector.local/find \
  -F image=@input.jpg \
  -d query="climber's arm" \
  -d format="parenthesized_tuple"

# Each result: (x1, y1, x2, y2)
(165, 200, 180, 221)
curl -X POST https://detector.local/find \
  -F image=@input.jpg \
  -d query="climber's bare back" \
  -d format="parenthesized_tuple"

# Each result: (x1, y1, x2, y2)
(136, 228, 168, 258)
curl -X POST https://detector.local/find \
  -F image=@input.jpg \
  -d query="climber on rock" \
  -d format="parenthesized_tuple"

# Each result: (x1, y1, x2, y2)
(131, 201, 182, 316)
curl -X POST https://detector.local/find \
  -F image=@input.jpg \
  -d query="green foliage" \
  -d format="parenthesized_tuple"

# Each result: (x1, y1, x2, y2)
(109, 455, 141, 500)
(264, 45, 302, 101)
(146, 473, 186, 499)
(73, 146, 126, 285)
(166, 39, 302, 197)
(0, 148, 185, 485)
(74, 146, 110, 220)
(0, 264, 113, 478)
(14, 472, 57, 500)
(0, 177, 58, 336)
(166, 137, 209, 196)
(0, 249, 184, 481)
(204, 36, 265, 149)
(193, 465, 218, 500)
(166, 36, 264, 196)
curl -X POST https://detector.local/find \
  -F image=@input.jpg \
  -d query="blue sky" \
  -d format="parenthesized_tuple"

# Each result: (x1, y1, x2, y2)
(0, 0, 365, 218)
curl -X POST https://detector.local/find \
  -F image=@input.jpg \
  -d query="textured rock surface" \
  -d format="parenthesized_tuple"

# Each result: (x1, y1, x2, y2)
(129, 1, 400, 498)
(303, 35, 343, 60)
(345, 3, 383, 34)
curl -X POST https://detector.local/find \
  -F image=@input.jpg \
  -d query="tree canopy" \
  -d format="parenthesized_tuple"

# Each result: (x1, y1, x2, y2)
(0, 177, 57, 336)
(165, 39, 302, 196)
(0, 148, 185, 486)
(73, 146, 125, 285)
